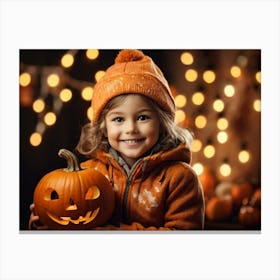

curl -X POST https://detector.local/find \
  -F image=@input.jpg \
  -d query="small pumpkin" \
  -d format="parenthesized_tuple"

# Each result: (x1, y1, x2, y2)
(250, 188, 261, 208)
(239, 205, 261, 229)
(230, 182, 254, 209)
(205, 195, 233, 222)
(198, 167, 217, 199)
(33, 149, 115, 230)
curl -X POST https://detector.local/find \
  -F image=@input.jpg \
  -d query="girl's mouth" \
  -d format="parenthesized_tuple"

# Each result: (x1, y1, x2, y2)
(121, 138, 145, 145)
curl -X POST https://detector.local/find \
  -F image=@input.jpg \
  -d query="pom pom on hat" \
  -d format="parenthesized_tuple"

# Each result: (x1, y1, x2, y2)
(91, 49, 175, 121)
(115, 49, 145, 63)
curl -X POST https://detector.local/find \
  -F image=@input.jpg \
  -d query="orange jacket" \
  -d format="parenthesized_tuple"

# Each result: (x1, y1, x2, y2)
(81, 143, 205, 230)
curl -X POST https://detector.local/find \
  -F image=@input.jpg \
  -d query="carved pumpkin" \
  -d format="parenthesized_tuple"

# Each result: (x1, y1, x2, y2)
(33, 149, 115, 230)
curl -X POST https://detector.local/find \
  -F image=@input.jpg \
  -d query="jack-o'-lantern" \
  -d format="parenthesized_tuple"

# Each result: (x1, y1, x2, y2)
(33, 149, 115, 230)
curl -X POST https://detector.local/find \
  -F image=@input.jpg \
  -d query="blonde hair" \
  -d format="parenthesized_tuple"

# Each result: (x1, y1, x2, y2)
(76, 94, 193, 158)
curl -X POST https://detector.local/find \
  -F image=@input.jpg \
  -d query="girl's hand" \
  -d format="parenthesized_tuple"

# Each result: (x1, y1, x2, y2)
(28, 203, 49, 230)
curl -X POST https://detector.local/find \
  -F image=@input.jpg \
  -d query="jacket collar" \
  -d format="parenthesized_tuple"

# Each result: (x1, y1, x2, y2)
(97, 143, 191, 177)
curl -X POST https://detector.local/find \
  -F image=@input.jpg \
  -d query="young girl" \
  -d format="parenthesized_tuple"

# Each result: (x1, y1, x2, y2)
(29, 49, 205, 230)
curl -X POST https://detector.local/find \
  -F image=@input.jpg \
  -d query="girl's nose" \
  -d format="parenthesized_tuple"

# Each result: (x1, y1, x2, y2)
(125, 120, 138, 133)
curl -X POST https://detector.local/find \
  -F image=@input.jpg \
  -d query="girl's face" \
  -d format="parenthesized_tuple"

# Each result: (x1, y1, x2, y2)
(105, 95, 160, 167)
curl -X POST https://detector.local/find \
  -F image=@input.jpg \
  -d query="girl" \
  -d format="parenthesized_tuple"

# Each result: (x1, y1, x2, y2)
(29, 49, 205, 230)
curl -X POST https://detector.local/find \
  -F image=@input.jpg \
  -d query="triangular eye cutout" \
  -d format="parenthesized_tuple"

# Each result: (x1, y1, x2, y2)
(85, 186, 100, 200)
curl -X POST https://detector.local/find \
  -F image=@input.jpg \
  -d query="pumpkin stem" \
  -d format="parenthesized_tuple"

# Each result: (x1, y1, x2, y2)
(58, 149, 81, 172)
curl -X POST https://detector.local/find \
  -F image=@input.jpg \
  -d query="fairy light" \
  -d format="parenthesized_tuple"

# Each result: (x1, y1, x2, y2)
(81, 86, 93, 101)
(47, 74, 60, 87)
(237, 55, 248, 67)
(219, 162, 232, 177)
(192, 92, 205, 106)
(185, 69, 198, 82)
(230, 66, 241, 78)
(61, 53, 74, 68)
(175, 109, 186, 124)
(195, 115, 207, 129)
(20, 72, 31, 87)
(44, 112, 57, 126)
(224, 84, 235, 97)
(217, 131, 228, 144)
(191, 139, 202, 152)
(59, 88, 72, 102)
(253, 99, 261, 112)
(86, 49, 99, 60)
(180, 52, 194, 65)
(213, 99, 225, 112)
(217, 117, 228, 130)
(87, 107, 93, 121)
(32, 99, 45, 113)
(192, 162, 204, 176)
(255, 71, 261, 83)
(238, 150, 250, 163)
(95, 70, 105, 82)
(203, 144, 215, 158)
(203, 70, 216, 84)
(30, 132, 42, 147)
(175, 94, 187, 108)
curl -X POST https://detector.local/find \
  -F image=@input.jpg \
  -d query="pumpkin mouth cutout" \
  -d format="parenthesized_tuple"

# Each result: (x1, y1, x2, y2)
(46, 207, 100, 226)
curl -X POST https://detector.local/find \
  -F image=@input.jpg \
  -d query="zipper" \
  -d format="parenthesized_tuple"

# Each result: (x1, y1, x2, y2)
(121, 159, 143, 221)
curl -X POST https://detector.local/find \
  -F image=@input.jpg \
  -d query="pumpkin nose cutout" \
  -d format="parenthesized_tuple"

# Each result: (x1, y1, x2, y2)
(66, 198, 77, 210)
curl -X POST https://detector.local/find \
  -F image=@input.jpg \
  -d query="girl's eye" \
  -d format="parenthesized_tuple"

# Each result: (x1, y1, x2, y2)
(112, 117, 124, 122)
(138, 115, 149, 121)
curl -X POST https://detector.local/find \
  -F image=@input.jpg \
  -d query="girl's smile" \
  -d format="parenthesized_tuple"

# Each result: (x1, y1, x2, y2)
(105, 95, 160, 167)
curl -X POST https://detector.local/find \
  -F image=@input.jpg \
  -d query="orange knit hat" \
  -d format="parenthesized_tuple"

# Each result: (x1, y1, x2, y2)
(91, 49, 175, 122)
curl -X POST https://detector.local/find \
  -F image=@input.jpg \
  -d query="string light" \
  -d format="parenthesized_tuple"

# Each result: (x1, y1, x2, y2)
(217, 131, 228, 144)
(30, 132, 42, 147)
(224, 84, 235, 97)
(253, 99, 261, 112)
(213, 99, 225, 112)
(230, 66, 241, 78)
(86, 49, 99, 60)
(203, 144, 215, 158)
(217, 117, 228, 130)
(180, 52, 194, 65)
(175, 109, 186, 124)
(47, 74, 60, 87)
(191, 139, 202, 152)
(44, 112, 57, 126)
(81, 86, 93, 101)
(238, 150, 250, 163)
(20, 72, 31, 87)
(59, 88, 72, 102)
(175, 94, 187, 108)
(192, 162, 204, 176)
(203, 70, 215, 84)
(219, 162, 232, 177)
(95, 70, 105, 82)
(32, 99, 45, 113)
(87, 107, 93, 121)
(192, 91, 205, 106)
(195, 115, 207, 129)
(185, 69, 198, 82)
(255, 71, 261, 83)
(61, 53, 74, 68)
(237, 55, 248, 67)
